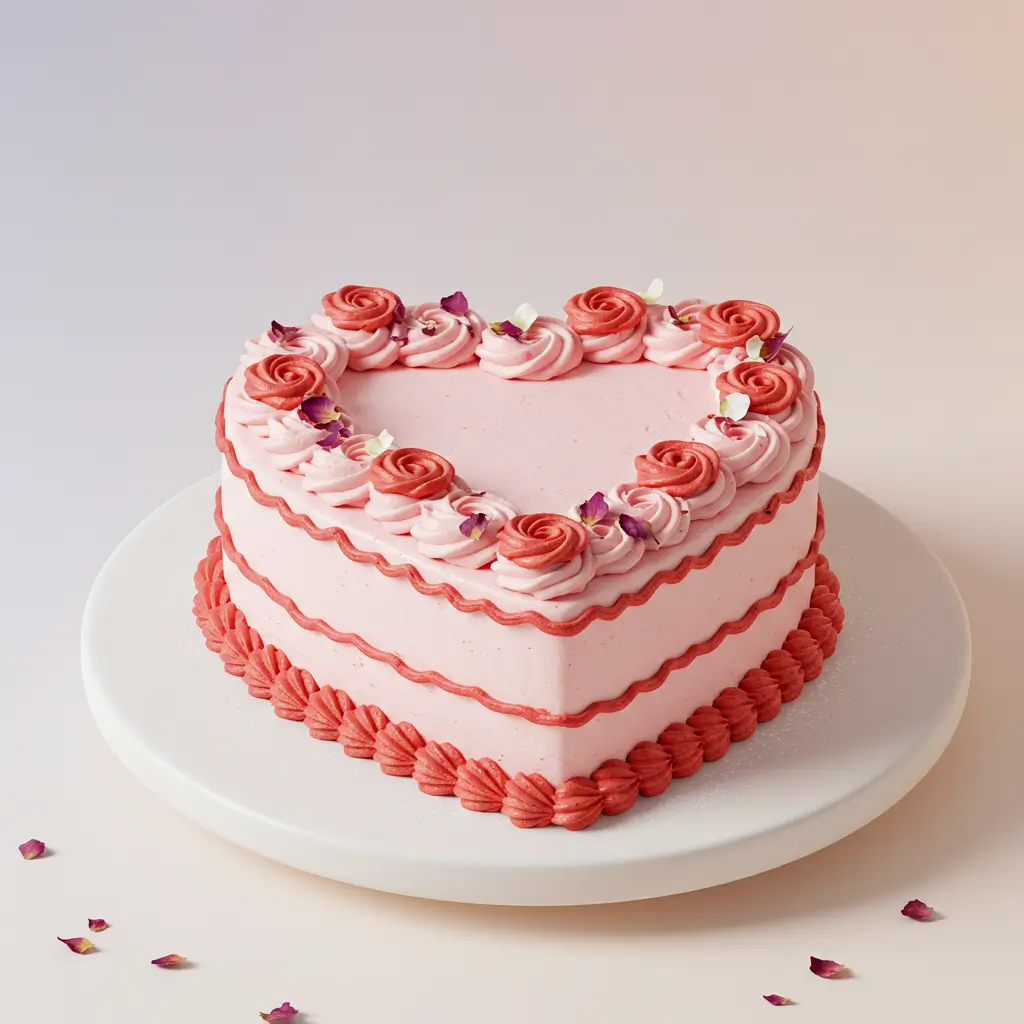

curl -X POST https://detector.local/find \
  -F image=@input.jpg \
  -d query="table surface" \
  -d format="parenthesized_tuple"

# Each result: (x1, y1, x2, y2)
(2, 2, 1022, 1021)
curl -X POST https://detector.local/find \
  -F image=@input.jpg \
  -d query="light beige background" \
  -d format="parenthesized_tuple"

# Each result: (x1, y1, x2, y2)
(2, 1, 1022, 1020)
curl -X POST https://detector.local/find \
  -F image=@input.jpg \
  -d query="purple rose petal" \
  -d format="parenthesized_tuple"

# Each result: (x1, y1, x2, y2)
(762, 329, 790, 361)
(712, 414, 743, 436)
(440, 290, 469, 316)
(619, 514, 654, 543)
(316, 421, 349, 450)
(417, 318, 438, 336)
(268, 320, 301, 343)
(498, 319, 523, 340)
(300, 394, 339, 427)
(578, 491, 610, 527)
(459, 512, 488, 540)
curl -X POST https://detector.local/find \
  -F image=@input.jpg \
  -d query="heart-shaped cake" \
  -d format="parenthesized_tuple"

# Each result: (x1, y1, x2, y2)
(196, 282, 843, 831)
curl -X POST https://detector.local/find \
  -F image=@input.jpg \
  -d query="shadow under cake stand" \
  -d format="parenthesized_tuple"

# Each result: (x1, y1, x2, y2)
(81, 474, 970, 906)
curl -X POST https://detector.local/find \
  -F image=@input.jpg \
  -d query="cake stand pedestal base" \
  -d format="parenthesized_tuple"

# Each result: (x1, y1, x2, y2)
(82, 474, 969, 906)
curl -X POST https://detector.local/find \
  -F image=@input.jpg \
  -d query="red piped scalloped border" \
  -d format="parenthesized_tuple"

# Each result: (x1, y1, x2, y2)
(215, 490, 825, 728)
(215, 389, 825, 637)
(194, 538, 845, 830)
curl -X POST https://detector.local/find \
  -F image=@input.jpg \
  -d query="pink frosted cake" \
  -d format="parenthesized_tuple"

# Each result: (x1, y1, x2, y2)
(194, 282, 844, 830)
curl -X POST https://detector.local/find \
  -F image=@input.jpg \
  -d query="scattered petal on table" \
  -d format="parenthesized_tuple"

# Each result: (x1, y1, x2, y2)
(809, 956, 847, 978)
(763, 994, 792, 1006)
(18, 839, 46, 860)
(260, 1002, 299, 1021)
(87, 919, 109, 933)
(901, 899, 935, 921)
(58, 937, 95, 955)
(151, 954, 187, 967)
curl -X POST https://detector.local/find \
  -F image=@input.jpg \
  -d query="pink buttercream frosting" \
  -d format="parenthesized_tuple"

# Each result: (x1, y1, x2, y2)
(606, 483, 691, 548)
(705, 343, 815, 397)
(261, 411, 327, 471)
(365, 487, 425, 534)
(768, 391, 817, 443)
(297, 433, 376, 507)
(411, 492, 519, 568)
(642, 299, 716, 368)
(311, 314, 401, 372)
(690, 415, 791, 485)
(401, 303, 486, 369)
(491, 545, 597, 600)
(475, 316, 584, 381)
(686, 463, 737, 520)
(242, 321, 348, 387)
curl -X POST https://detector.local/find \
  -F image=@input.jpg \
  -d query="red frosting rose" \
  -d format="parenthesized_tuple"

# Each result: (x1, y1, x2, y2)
(563, 286, 646, 336)
(369, 447, 455, 500)
(497, 513, 589, 569)
(322, 284, 402, 332)
(243, 354, 326, 411)
(698, 299, 781, 349)
(634, 440, 721, 498)
(716, 361, 802, 414)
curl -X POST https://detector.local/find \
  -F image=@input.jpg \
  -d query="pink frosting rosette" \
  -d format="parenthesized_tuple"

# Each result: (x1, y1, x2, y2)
(685, 463, 737, 521)
(243, 354, 326, 412)
(605, 484, 691, 549)
(298, 433, 377, 507)
(491, 513, 597, 600)
(411, 491, 519, 569)
(242, 320, 348, 387)
(261, 411, 328, 471)
(716, 362, 802, 415)
(690, 414, 791, 486)
(365, 447, 457, 535)
(313, 284, 405, 372)
(642, 299, 718, 368)
(699, 300, 781, 349)
(401, 293, 486, 369)
(569, 493, 646, 575)
(476, 316, 584, 381)
(767, 390, 817, 443)
(564, 286, 647, 363)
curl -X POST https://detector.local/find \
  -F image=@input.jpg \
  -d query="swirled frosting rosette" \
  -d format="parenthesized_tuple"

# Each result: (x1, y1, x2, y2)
(243, 353, 326, 413)
(366, 447, 457, 535)
(261, 411, 329, 471)
(564, 286, 647, 363)
(642, 299, 717, 368)
(313, 285, 405, 372)
(476, 316, 584, 381)
(298, 433, 378, 507)
(410, 491, 519, 569)
(686, 463, 737, 520)
(401, 293, 485, 369)
(706, 340, 815, 398)
(605, 483, 692, 548)
(634, 440, 722, 498)
(767, 391, 817, 443)
(492, 514, 596, 599)
(242, 320, 348, 388)
(698, 299, 781, 349)
(690, 414, 791, 485)
(716, 361, 802, 415)
(569, 493, 646, 575)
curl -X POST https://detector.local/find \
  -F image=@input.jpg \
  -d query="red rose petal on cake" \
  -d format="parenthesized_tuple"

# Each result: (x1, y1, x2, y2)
(303, 685, 355, 741)
(738, 667, 782, 722)
(761, 649, 805, 702)
(809, 956, 847, 978)
(338, 705, 389, 759)
(502, 772, 556, 828)
(18, 839, 45, 860)
(373, 721, 425, 777)
(151, 953, 188, 968)
(58, 937, 95, 955)
(87, 919, 109, 933)
(551, 777, 603, 831)
(413, 741, 467, 796)
(626, 741, 673, 796)
(799, 607, 838, 659)
(763, 994, 792, 1006)
(657, 723, 704, 777)
(454, 758, 509, 813)
(592, 759, 640, 816)
(901, 899, 935, 921)
(260, 1002, 299, 1021)
(713, 687, 758, 741)
(686, 706, 731, 761)
(783, 629, 823, 681)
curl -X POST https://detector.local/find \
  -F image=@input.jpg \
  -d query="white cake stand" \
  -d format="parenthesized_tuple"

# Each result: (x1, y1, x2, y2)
(81, 474, 970, 906)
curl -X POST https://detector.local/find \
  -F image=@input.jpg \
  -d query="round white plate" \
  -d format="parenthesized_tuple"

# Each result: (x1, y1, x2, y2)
(82, 474, 969, 906)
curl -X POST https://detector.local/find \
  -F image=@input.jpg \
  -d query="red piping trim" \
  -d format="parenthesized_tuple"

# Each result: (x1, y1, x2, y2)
(215, 490, 825, 728)
(215, 387, 825, 637)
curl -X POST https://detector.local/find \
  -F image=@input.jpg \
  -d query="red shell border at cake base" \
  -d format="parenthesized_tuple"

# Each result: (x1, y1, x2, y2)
(194, 538, 844, 832)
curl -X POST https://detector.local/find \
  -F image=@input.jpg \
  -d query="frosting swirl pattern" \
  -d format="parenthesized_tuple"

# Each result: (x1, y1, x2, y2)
(642, 299, 716, 368)
(690, 414, 791, 485)
(411, 492, 519, 569)
(767, 391, 817, 443)
(321, 285, 402, 333)
(475, 316, 583, 381)
(242, 321, 348, 385)
(369, 447, 455, 500)
(686, 463, 737, 520)
(401, 302, 486, 368)
(298, 433, 377, 507)
(634, 440, 721, 498)
(716, 361, 802, 415)
(492, 517, 597, 598)
(564, 287, 647, 363)
(261, 411, 327, 471)
(606, 483, 691, 548)
(699, 300, 781, 349)
(243, 354, 326, 412)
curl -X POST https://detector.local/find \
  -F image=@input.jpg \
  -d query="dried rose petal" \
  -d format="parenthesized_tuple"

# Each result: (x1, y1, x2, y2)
(763, 994, 792, 1006)
(416, 317, 438, 336)
(718, 391, 751, 421)
(18, 839, 45, 860)
(392, 300, 406, 325)
(151, 953, 187, 967)
(299, 394, 340, 427)
(809, 956, 846, 978)
(509, 302, 538, 331)
(58, 937, 95, 955)
(902, 899, 935, 921)
(260, 1002, 299, 1021)
(440, 290, 469, 316)
(87, 919, 109, 933)
(640, 277, 664, 303)
(578, 491, 609, 526)
(620, 513, 654, 542)
(763, 329, 790, 361)
(316, 420, 350, 450)
(460, 512, 488, 540)
(363, 429, 394, 457)
(494, 319, 523, 340)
